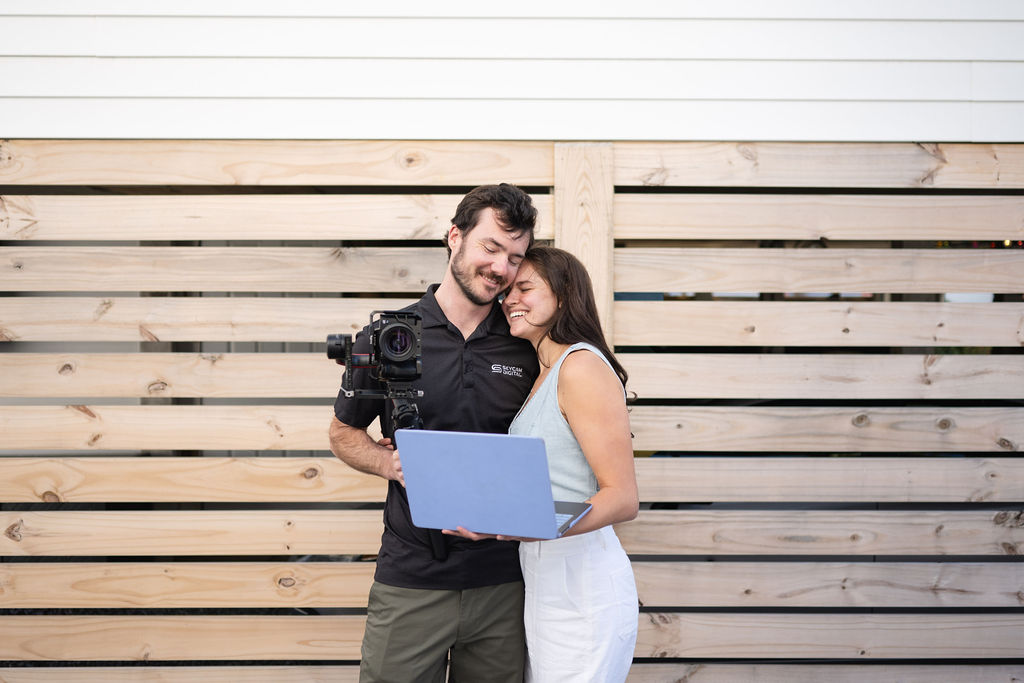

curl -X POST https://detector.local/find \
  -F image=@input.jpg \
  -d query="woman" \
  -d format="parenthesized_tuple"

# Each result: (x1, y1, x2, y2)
(454, 245, 640, 682)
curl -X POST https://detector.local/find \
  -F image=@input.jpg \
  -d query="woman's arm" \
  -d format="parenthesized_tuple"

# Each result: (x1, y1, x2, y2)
(557, 350, 639, 536)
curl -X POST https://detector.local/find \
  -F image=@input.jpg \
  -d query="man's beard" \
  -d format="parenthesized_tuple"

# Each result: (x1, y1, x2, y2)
(451, 242, 504, 306)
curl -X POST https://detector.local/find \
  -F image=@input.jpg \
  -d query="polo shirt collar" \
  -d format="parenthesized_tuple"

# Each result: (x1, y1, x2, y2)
(421, 283, 509, 339)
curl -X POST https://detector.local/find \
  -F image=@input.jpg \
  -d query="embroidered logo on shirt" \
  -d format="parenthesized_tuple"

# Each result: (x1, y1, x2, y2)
(491, 364, 524, 378)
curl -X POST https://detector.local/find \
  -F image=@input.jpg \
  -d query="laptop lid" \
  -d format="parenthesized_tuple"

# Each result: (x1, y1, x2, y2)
(394, 429, 590, 539)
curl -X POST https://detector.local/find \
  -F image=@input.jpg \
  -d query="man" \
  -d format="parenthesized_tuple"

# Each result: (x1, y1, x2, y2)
(329, 183, 540, 682)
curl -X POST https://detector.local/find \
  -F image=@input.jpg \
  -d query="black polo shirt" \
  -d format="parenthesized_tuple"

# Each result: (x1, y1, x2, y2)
(333, 284, 539, 590)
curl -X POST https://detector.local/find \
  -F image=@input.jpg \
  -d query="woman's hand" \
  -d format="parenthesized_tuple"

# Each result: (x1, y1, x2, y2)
(441, 527, 541, 542)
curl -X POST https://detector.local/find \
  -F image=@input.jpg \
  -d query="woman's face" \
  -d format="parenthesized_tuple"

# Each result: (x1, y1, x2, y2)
(502, 260, 558, 346)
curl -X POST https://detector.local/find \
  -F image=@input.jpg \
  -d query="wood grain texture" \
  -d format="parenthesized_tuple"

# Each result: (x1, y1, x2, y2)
(0, 615, 365, 660)
(0, 139, 554, 185)
(614, 248, 1024, 293)
(0, 510, 383, 556)
(4, 352, 1021, 400)
(615, 509, 1024, 555)
(0, 193, 554, 241)
(626, 663, 1024, 683)
(0, 455, 1017, 504)
(634, 613, 1024, 658)
(0, 296, 418, 343)
(632, 456, 1024, 503)
(613, 193, 1024, 240)
(0, 667, 359, 682)
(634, 561, 1024, 608)
(624, 353, 1024, 400)
(0, 562, 375, 608)
(613, 300, 1024, 347)
(2, 405, 1018, 452)
(629, 405, 1024, 452)
(614, 142, 1024, 188)
(1, 246, 448, 293)
(1, 509, 1020, 557)
(0, 457, 385, 503)
(554, 142, 615, 343)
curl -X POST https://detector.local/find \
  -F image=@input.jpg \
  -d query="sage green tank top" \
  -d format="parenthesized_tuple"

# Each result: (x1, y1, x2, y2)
(509, 342, 621, 503)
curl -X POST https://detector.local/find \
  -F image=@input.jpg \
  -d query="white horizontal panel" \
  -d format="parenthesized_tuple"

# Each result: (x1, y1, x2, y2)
(4, 0, 1024, 20)
(973, 62, 1024, 100)
(972, 102, 1024, 141)
(0, 57, 980, 101)
(0, 98, 987, 141)
(3, 17, 1023, 60)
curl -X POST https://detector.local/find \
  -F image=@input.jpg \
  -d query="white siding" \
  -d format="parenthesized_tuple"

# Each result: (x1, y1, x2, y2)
(1, 2, 1022, 141)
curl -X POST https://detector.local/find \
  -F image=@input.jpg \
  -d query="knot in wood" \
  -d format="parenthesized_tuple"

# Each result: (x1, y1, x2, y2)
(278, 577, 297, 588)
(41, 491, 61, 503)
(4, 520, 23, 542)
(302, 467, 320, 480)
(997, 438, 1016, 451)
(58, 362, 75, 376)
(147, 380, 168, 394)
(936, 418, 953, 431)
(852, 413, 870, 427)
(399, 150, 425, 169)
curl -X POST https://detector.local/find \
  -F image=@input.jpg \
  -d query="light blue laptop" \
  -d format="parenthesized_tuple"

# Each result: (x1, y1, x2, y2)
(394, 429, 592, 540)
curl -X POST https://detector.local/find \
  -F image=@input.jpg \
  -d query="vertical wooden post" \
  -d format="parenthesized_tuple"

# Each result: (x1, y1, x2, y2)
(553, 142, 615, 346)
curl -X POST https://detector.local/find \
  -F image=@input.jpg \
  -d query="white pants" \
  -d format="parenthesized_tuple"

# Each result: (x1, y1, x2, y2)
(519, 525, 639, 683)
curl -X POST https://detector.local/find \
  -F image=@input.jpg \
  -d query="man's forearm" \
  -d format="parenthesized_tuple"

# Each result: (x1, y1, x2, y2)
(329, 416, 395, 480)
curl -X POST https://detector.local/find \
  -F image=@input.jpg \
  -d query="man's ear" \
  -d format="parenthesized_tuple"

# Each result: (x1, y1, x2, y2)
(447, 225, 461, 251)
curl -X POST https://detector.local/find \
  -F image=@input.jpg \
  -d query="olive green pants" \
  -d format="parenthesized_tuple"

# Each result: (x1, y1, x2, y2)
(359, 580, 526, 683)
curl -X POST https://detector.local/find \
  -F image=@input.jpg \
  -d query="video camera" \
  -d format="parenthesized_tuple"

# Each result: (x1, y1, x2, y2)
(327, 310, 424, 430)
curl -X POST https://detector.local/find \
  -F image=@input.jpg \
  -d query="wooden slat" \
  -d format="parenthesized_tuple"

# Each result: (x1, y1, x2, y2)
(0, 456, 1019, 504)
(627, 664, 1024, 682)
(1, 246, 448, 293)
(4, 560, 1019, 610)
(635, 613, 1024, 658)
(614, 248, 1024, 293)
(0, 615, 365, 660)
(554, 142, 615, 344)
(0, 296, 418, 343)
(0, 194, 554, 241)
(0, 667, 362, 683)
(613, 193, 1024, 240)
(2, 405, 1020, 452)
(613, 301, 1024, 347)
(613, 142, 1024, 188)
(633, 457, 1024, 503)
(0, 353, 340, 398)
(630, 405, 1024, 453)
(0, 667, 359, 682)
(0, 562, 375, 608)
(5, 352, 1022, 400)
(0, 139, 554, 186)
(0, 664, 1019, 683)
(0, 457, 385, 503)
(0, 405, 337, 451)
(634, 562, 1024, 608)
(615, 509, 1024, 556)
(0, 510, 382, 556)
(1, 613, 1022, 662)
(625, 353, 1024, 400)
(2, 509, 1021, 557)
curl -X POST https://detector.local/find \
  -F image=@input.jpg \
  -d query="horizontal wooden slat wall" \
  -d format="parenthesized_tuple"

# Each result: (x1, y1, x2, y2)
(1, 140, 1023, 680)
(607, 141, 1024, 680)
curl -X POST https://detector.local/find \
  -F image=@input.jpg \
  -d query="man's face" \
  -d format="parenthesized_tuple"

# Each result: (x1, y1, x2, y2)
(448, 207, 530, 307)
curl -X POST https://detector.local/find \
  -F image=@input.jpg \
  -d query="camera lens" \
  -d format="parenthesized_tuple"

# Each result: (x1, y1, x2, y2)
(380, 324, 415, 362)
(325, 333, 350, 360)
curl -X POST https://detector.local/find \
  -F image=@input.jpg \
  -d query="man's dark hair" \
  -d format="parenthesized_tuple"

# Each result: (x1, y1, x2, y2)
(446, 183, 538, 258)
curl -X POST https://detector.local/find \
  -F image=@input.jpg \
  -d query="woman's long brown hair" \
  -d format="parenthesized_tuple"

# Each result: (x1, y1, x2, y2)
(521, 246, 629, 390)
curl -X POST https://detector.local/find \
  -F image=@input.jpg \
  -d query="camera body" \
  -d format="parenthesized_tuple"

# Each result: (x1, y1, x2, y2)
(327, 310, 423, 400)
